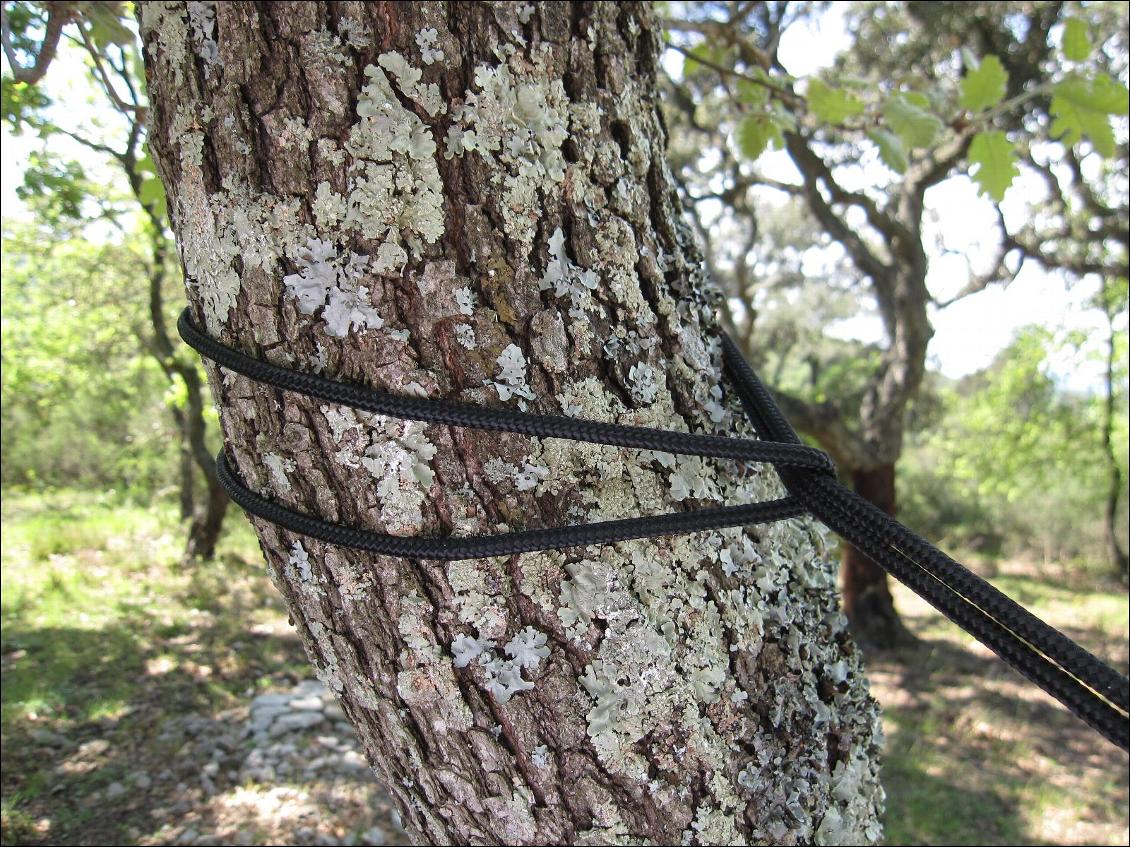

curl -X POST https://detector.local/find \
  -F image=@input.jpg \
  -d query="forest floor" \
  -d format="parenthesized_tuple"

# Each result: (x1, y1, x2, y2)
(1, 491, 1127, 846)
(870, 556, 1129, 846)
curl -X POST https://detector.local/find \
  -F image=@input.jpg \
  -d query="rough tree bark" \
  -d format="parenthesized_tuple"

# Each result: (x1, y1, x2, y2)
(139, 2, 884, 843)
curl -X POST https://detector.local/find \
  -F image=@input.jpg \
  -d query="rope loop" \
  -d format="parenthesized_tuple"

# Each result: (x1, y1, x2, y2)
(179, 307, 1130, 752)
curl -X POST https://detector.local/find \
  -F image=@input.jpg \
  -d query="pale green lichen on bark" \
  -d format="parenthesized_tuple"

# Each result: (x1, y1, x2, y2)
(139, 2, 884, 843)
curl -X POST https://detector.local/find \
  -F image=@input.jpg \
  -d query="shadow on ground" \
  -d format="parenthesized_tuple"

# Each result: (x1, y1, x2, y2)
(1, 517, 404, 847)
(866, 569, 1129, 847)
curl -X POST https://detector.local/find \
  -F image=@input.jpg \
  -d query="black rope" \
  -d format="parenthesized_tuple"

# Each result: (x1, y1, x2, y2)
(179, 307, 1130, 751)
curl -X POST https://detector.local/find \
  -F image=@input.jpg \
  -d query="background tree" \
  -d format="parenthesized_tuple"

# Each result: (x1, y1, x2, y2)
(2, 0, 229, 559)
(1096, 275, 1130, 578)
(661, 0, 1129, 645)
(1, 219, 181, 495)
(130, 1, 886, 843)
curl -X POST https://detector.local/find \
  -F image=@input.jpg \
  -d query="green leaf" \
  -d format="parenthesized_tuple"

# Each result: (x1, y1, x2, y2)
(1062, 18, 1092, 62)
(806, 78, 865, 124)
(135, 152, 168, 221)
(736, 78, 769, 107)
(85, 2, 135, 48)
(17, 154, 91, 222)
(883, 94, 943, 149)
(868, 128, 908, 173)
(1050, 74, 1130, 156)
(902, 90, 934, 111)
(735, 113, 783, 160)
(680, 42, 733, 77)
(967, 130, 1018, 201)
(959, 55, 1009, 112)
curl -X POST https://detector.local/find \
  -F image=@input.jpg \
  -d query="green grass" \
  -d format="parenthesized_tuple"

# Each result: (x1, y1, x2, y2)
(872, 558, 1129, 846)
(0, 490, 310, 845)
(2, 492, 1126, 845)
(1, 496, 176, 727)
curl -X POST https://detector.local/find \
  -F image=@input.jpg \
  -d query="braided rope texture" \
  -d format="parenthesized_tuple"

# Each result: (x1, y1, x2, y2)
(181, 308, 1129, 751)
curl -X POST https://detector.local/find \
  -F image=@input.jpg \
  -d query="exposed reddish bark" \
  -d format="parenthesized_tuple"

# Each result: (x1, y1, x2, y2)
(840, 464, 911, 649)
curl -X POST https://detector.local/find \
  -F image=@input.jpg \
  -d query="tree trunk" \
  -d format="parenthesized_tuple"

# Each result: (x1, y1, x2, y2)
(138, 168, 231, 559)
(184, 476, 230, 562)
(178, 423, 195, 519)
(138, 2, 884, 843)
(1100, 286, 1129, 581)
(840, 464, 910, 650)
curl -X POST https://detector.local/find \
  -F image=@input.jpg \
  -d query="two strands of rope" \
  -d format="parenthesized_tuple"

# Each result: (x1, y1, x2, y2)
(179, 308, 1130, 751)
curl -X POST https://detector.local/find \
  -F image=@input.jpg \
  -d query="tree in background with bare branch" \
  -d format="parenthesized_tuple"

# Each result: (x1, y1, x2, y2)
(3, 0, 228, 559)
(661, 0, 1128, 644)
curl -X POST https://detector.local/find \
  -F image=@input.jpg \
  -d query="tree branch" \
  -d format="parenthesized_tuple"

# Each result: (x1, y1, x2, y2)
(783, 132, 892, 285)
(662, 39, 801, 108)
(934, 208, 1020, 307)
(77, 22, 144, 115)
(1, 1, 73, 85)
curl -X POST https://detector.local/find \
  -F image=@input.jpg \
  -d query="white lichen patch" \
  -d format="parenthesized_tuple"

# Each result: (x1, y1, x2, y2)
(482, 653, 534, 704)
(334, 61, 445, 271)
(445, 59, 569, 245)
(556, 377, 623, 423)
(483, 457, 517, 485)
(514, 549, 565, 616)
(366, 423, 437, 527)
(490, 343, 535, 409)
(451, 633, 490, 668)
(336, 16, 370, 50)
(701, 383, 728, 425)
(171, 131, 243, 333)
(140, 3, 191, 88)
(186, 1, 219, 76)
(377, 51, 445, 117)
(539, 226, 600, 320)
(445, 559, 510, 638)
(282, 238, 384, 337)
(288, 540, 312, 582)
(304, 26, 351, 69)
(514, 461, 550, 492)
(313, 181, 348, 229)
(450, 625, 549, 705)
(602, 326, 659, 361)
(262, 452, 296, 493)
(627, 361, 660, 405)
(454, 286, 476, 315)
(324, 410, 436, 533)
(454, 323, 477, 349)
(667, 455, 722, 503)
(415, 27, 444, 65)
(504, 626, 550, 668)
(318, 138, 346, 167)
